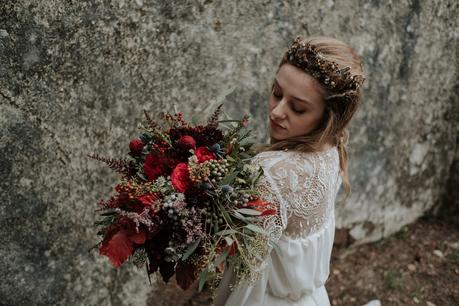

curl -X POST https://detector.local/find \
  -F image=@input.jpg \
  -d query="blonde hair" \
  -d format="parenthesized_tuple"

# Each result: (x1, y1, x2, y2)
(255, 35, 366, 201)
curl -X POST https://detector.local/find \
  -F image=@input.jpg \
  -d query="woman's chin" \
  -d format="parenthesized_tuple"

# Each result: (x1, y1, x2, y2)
(269, 130, 288, 141)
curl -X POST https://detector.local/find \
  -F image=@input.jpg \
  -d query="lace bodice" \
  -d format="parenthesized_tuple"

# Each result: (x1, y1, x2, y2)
(249, 147, 341, 240)
(213, 146, 341, 306)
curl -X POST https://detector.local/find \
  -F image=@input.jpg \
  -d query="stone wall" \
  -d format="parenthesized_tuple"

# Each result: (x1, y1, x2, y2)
(1, 0, 457, 305)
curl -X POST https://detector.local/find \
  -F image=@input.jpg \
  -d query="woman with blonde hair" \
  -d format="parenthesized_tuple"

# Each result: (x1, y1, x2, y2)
(213, 35, 366, 306)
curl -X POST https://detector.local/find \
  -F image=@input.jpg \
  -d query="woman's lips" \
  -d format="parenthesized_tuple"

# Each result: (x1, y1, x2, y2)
(270, 118, 286, 130)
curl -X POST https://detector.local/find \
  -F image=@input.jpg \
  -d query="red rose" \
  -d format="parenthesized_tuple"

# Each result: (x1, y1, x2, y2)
(178, 135, 196, 150)
(195, 147, 216, 163)
(129, 139, 144, 155)
(171, 163, 192, 192)
(144, 154, 166, 181)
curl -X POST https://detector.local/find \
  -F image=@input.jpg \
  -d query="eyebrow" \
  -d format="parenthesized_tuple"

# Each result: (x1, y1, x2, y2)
(274, 78, 313, 106)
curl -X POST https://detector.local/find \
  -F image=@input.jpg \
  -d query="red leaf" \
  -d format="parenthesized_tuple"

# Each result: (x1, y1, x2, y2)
(99, 229, 134, 268)
(260, 209, 277, 216)
(217, 261, 225, 273)
(128, 228, 147, 244)
(159, 261, 176, 283)
(228, 240, 238, 256)
(176, 261, 198, 290)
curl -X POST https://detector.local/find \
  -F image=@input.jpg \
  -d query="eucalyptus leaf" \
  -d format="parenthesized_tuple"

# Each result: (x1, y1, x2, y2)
(220, 170, 239, 185)
(217, 203, 232, 223)
(213, 250, 229, 267)
(215, 229, 237, 236)
(224, 236, 234, 246)
(191, 115, 200, 125)
(218, 119, 242, 123)
(245, 224, 268, 235)
(198, 268, 208, 292)
(232, 211, 247, 221)
(236, 208, 262, 216)
(239, 152, 252, 159)
(181, 238, 201, 261)
(239, 136, 256, 146)
(226, 156, 236, 163)
(137, 172, 148, 181)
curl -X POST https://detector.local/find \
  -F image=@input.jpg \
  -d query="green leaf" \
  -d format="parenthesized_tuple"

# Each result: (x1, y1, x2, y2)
(224, 236, 234, 246)
(198, 268, 208, 292)
(235, 177, 247, 184)
(245, 224, 267, 235)
(237, 208, 262, 216)
(226, 156, 236, 163)
(218, 119, 241, 123)
(181, 238, 201, 261)
(251, 167, 264, 187)
(191, 115, 200, 125)
(231, 211, 247, 221)
(215, 229, 237, 236)
(239, 136, 256, 146)
(137, 172, 148, 181)
(100, 211, 117, 217)
(213, 250, 229, 267)
(240, 152, 252, 160)
(217, 203, 232, 223)
(220, 170, 239, 185)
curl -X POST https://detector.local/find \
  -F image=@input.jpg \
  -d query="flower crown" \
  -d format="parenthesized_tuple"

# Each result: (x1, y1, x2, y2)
(285, 36, 365, 94)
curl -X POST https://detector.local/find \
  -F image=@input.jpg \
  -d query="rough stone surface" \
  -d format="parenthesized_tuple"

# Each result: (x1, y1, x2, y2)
(0, 0, 457, 305)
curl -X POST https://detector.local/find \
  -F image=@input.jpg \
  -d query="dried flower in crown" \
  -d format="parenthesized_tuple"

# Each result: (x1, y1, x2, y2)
(285, 36, 365, 94)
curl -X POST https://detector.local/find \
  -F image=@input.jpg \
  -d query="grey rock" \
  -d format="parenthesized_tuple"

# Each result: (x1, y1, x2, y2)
(0, 0, 457, 305)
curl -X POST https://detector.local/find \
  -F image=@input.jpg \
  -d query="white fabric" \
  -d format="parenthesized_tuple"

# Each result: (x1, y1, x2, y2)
(213, 146, 341, 306)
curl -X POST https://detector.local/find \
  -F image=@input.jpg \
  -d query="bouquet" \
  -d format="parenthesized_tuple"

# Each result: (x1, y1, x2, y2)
(88, 104, 277, 291)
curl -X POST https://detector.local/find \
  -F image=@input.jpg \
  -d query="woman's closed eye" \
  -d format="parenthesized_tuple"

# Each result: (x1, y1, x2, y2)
(272, 89, 306, 114)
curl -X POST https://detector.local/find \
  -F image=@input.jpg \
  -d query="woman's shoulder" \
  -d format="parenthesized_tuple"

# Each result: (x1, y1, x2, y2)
(253, 145, 338, 160)
(251, 146, 339, 179)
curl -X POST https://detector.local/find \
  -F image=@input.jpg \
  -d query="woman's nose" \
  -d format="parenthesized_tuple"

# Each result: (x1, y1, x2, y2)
(271, 98, 287, 119)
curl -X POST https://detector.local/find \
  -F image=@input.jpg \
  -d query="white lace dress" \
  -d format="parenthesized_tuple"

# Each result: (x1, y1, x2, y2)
(213, 146, 341, 306)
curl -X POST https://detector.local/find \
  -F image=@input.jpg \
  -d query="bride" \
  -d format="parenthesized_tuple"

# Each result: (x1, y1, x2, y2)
(212, 35, 366, 306)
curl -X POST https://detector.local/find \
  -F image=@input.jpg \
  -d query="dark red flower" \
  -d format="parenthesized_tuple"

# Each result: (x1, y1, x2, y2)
(144, 154, 167, 181)
(178, 135, 196, 150)
(129, 139, 144, 155)
(195, 147, 216, 163)
(171, 163, 192, 192)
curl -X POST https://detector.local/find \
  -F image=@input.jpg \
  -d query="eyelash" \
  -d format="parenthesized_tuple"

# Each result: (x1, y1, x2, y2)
(271, 88, 305, 114)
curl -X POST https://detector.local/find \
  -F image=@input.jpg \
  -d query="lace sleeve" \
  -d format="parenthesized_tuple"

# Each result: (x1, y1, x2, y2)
(250, 149, 336, 240)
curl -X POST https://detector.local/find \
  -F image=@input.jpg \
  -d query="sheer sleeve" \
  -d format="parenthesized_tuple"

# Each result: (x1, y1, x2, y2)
(250, 149, 332, 240)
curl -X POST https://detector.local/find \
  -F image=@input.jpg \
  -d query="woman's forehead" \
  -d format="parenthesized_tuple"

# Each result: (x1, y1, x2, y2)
(276, 63, 326, 103)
